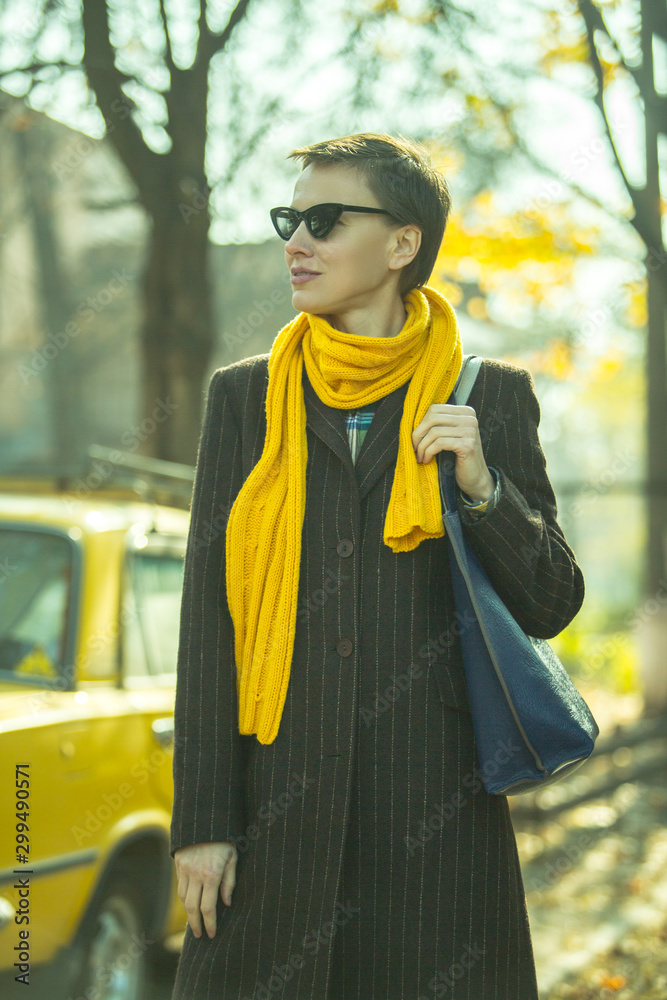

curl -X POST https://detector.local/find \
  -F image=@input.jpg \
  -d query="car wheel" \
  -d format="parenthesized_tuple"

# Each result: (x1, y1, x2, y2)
(71, 876, 150, 1000)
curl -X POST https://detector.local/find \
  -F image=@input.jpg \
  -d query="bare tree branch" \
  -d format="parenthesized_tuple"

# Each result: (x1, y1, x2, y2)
(158, 0, 177, 79)
(197, 0, 208, 50)
(574, 0, 666, 130)
(500, 109, 628, 221)
(579, 0, 647, 93)
(576, 0, 653, 242)
(80, 0, 166, 215)
(197, 0, 254, 63)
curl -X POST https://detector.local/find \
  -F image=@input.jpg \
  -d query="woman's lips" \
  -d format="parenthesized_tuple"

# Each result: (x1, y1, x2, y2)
(291, 272, 321, 284)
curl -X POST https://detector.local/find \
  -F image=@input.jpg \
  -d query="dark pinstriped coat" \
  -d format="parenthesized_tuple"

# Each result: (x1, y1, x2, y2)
(169, 353, 585, 1000)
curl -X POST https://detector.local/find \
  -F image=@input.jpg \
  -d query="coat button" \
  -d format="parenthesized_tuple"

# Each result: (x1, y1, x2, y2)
(336, 538, 353, 557)
(336, 638, 353, 657)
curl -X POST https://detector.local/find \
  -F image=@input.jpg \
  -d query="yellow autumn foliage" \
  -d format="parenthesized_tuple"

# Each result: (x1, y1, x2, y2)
(430, 187, 602, 323)
(625, 279, 648, 327)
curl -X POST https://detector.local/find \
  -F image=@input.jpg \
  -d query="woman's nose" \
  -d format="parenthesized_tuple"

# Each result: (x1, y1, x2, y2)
(284, 220, 313, 257)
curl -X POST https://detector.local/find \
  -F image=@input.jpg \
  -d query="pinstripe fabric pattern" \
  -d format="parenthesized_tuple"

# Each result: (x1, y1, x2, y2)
(170, 354, 585, 999)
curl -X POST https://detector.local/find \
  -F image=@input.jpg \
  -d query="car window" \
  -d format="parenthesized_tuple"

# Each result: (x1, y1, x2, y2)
(122, 542, 185, 683)
(0, 528, 74, 684)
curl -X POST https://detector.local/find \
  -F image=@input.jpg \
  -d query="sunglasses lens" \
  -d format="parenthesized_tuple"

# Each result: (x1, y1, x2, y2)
(271, 205, 340, 240)
(273, 210, 296, 239)
(307, 206, 337, 237)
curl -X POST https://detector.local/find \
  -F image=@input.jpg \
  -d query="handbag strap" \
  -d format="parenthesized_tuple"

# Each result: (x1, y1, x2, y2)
(454, 354, 482, 408)
(439, 354, 483, 515)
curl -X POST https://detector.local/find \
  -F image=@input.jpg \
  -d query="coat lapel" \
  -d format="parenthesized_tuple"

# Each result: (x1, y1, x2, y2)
(302, 362, 412, 502)
(301, 362, 356, 482)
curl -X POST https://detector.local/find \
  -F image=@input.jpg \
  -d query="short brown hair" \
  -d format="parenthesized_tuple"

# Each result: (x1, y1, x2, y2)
(286, 132, 452, 296)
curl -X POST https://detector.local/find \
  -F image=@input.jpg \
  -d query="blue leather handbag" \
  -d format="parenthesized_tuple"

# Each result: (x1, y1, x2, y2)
(438, 356, 599, 795)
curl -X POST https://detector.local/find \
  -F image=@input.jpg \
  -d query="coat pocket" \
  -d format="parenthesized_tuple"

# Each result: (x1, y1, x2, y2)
(428, 655, 471, 714)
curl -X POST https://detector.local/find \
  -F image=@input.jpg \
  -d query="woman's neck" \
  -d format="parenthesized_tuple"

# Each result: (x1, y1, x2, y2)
(323, 294, 408, 339)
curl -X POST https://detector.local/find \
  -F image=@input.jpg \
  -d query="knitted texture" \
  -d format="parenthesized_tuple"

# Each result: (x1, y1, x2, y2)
(225, 283, 462, 743)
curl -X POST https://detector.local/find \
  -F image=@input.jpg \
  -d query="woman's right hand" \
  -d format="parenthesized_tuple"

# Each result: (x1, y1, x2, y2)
(174, 841, 238, 939)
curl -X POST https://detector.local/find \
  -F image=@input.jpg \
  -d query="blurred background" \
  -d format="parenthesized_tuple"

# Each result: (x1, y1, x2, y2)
(0, 0, 665, 998)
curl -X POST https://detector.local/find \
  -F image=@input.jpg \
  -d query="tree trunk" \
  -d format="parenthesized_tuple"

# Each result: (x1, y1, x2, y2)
(17, 119, 83, 472)
(637, 0, 667, 714)
(141, 203, 214, 465)
(80, 0, 220, 466)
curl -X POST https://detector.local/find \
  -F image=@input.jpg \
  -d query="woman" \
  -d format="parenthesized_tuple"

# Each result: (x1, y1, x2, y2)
(170, 132, 585, 1000)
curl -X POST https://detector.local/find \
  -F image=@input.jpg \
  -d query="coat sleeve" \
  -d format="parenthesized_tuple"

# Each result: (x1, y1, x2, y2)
(170, 368, 247, 858)
(456, 363, 585, 639)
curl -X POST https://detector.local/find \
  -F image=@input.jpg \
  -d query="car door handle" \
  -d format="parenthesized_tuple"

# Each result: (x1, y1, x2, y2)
(152, 717, 174, 748)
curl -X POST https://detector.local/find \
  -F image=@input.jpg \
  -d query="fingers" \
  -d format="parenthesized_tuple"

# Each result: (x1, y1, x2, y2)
(174, 842, 237, 940)
(182, 875, 205, 939)
(412, 408, 478, 454)
(412, 404, 476, 436)
(415, 430, 477, 464)
(220, 852, 237, 907)
(199, 876, 221, 939)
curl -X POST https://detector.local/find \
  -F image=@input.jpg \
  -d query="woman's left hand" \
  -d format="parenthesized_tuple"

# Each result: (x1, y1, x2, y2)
(411, 403, 495, 502)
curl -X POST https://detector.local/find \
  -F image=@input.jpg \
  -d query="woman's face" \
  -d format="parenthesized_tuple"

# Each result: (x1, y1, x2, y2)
(284, 163, 420, 318)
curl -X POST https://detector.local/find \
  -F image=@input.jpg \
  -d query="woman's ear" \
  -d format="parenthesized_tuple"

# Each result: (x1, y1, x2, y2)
(389, 224, 421, 272)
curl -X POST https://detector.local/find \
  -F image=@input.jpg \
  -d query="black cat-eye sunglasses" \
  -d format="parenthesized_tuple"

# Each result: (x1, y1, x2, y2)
(270, 203, 394, 241)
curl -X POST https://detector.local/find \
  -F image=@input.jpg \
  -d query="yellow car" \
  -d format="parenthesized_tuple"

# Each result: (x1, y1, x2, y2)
(0, 468, 192, 999)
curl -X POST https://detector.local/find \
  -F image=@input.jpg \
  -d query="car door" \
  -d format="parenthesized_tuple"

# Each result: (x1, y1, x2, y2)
(0, 521, 98, 969)
(119, 529, 186, 807)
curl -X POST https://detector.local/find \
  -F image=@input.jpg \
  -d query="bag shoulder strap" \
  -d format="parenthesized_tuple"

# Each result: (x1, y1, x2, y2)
(439, 354, 484, 515)
(453, 354, 483, 406)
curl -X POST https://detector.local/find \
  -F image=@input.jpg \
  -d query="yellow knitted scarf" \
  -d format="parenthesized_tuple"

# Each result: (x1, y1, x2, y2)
(226, 283, 462, 744)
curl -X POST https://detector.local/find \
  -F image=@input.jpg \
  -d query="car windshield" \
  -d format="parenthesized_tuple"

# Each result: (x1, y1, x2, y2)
(0, 528, 74, 684)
